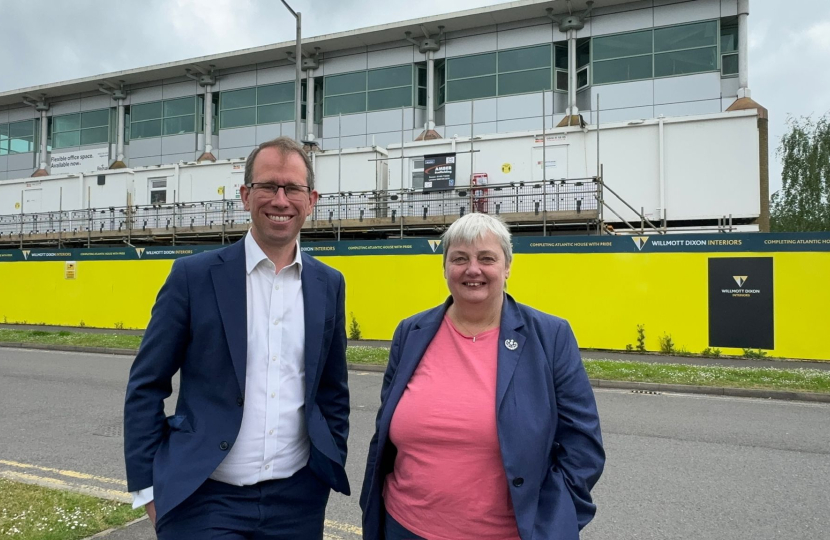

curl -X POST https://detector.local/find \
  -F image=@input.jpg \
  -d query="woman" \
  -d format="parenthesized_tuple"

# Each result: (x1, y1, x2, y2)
(360, 213, 605, 540)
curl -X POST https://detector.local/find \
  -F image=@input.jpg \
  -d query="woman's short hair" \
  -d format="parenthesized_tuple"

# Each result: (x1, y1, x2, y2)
(441, 212, 513, 267)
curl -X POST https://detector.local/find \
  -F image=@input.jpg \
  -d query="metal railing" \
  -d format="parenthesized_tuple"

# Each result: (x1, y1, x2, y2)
(0, 179, 600, 244)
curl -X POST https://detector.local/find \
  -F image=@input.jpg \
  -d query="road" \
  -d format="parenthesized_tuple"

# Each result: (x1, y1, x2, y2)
(1, 347, 829, 539)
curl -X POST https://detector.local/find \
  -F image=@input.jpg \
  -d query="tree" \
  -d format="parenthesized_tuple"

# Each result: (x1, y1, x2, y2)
(770, 114, 830, 232)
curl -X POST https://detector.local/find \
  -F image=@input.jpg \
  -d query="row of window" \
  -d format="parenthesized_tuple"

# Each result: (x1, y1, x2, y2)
(1, 20, 741, 150)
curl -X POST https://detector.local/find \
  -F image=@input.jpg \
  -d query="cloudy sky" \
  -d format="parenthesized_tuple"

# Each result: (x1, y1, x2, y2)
(1, 0, 827, 196)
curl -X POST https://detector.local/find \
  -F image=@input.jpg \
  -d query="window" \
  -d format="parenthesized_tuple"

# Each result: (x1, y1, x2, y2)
(323, 65, 417, 116)
(149, 179, 167, 204)
(653, 21, 718, 77)
(368, 65, 412, 110)
(411, 158, 424, 190)
(592, 30, 653, 84)
(258, 82, 295, 124)
(446, 44, 559, 102)
(436, 60, 447, 106)
(324, 71, 367, 116)
(52, 109, 110, 149)
(416, 65, 427, 107)
(554, 41, 591, 92)
(497, 44, 551, 96)
(129, 98, 197, 140)
(163, 97, 197, 135)
(0, 120, 35, 154)
(720, 21, 739, 76)
(592, 21, 721, 85)
(446, 52, 497, 101)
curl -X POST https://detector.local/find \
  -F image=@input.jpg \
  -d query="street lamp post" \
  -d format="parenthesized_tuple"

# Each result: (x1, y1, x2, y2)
(281, 0, 302, 142)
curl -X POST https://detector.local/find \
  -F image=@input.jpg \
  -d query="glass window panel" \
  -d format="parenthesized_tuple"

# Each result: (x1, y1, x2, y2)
(721, 24, 738, 53)
(53, 131, 80, 149)
(654, 21, 717, 52)
(438, 85, 446, 106)
(150, 190, 167, 204)
(412, 172, 424, 190)
(220, 107, 257, 129)
(436, 62, 446, 87)
(654, 47, 717, 77)
(81, 126, 109, 146)
(722, 53, 739, 76)
(53, 114, 80, 133)
(0, 124, 8, 137)
(130, 120, 162, 139)
(418, 87, 427, 107)
(325, 72, 366, 96)
(577, 41, 590, 68)
(367, 86, 412, 110)
(447, 53, 497, 80)
(131, 102, 162, 122)
(555, 70, 569, 91)
(257, 102, 294, 124)
(368, 65, 412, 90)
(577, 67, 589, 88)
(554, 44, 569, 69)
(324, 93, 366, 115)
(498, 45, 551, 73)
(498, 68, 551, 96)
(9, 120, 34, 138)
(593, 56, 653, 84)
(163, 115, 195, 135)
(258, 82, 294, 105)
(10, 138, 34, 153)
(164, 97, 195, 118)
(593, 30, 653, 61)
(447, 75, 497, 101)
(417, 66, 427, 87)
(81, 109, 109, 128)
(220, 88, 256, 111)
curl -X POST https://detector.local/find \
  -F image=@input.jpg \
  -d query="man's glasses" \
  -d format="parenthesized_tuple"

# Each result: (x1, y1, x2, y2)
(249, 183, 311, 200)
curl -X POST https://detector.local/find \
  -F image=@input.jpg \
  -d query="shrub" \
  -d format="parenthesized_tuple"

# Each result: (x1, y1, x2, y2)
(658, 333, 676, 354)
(742, 348, 768, 359)
(701, 347, 722, 358)
(636, 324, 646, 353)
(625, 344, 634, 352)
(348, 313, 362, 340)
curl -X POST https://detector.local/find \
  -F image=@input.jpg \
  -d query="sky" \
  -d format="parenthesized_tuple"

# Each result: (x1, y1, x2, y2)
(0, 0, 827, 196)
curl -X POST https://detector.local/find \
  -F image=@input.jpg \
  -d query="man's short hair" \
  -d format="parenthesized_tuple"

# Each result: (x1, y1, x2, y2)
(243, 137, 315, 189)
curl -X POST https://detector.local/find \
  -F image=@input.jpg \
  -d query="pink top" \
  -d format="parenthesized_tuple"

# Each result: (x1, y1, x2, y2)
(383, 316, 521, 540)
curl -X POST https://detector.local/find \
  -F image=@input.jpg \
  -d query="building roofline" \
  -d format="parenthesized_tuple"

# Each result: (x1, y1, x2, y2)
(0, 0, 637, 108)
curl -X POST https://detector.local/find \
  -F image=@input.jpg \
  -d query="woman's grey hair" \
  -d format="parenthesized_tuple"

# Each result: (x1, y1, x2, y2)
(441, 212, 513, 267)
(243, 136, 315, 189)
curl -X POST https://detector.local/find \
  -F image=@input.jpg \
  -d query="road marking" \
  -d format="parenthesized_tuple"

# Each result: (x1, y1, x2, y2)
(0, 470, 131, 502)
(0, 459, 126, 486)
(324, 519, 363, 535)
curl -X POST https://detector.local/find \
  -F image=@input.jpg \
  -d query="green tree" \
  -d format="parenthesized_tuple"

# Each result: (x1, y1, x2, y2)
(770, 114, 830, 232)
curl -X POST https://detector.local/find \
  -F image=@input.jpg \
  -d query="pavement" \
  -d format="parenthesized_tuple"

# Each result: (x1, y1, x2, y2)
(1, 347, 829, 540)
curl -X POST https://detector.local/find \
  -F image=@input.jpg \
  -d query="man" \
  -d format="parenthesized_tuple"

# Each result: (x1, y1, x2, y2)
(124, 137, 350, 539)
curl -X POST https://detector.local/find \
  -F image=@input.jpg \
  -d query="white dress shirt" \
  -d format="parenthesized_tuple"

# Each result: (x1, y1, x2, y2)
(131, 232, 309, 507)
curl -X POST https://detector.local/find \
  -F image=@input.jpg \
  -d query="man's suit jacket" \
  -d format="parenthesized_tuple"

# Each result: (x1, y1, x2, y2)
(124, 239, 350, 523)
(360, 294, 604, 540)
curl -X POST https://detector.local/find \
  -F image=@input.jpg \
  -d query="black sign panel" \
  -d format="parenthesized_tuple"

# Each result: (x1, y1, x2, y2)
(708, 257, 774, 349)
(423, 153, 456, 192)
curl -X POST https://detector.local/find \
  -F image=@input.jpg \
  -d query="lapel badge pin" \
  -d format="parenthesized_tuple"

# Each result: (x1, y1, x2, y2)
(504, 339, 518, 351)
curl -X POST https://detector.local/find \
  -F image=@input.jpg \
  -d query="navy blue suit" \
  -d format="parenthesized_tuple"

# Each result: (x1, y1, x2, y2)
(360, 295, 604, 540)
(124, 239, 350, 524)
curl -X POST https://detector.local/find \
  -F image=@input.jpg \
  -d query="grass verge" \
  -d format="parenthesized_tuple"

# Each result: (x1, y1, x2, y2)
(583, 359, 830, 393)
(3, 329, 828, 394)
(0, 478, 144, 540)
(0, 329, 142, 350)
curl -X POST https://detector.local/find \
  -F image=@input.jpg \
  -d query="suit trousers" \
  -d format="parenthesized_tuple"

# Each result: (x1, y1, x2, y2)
(384, 512, 427, 540)
(155, 466, 330, 540)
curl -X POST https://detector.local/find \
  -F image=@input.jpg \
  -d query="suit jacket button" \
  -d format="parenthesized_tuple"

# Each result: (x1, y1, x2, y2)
(219, 441, 229, 451)
(237, 397, 244, 407)
(512, 477, 524, 487)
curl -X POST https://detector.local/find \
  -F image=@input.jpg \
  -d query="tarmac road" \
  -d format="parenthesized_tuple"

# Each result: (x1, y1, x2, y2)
(1, 347, 829, 540)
